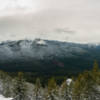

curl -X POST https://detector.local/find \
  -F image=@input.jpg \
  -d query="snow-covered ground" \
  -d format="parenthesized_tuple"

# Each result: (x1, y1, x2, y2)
(0, 95, 12, 100)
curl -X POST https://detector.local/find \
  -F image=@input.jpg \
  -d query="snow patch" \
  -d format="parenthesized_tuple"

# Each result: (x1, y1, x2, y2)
(66, 79, 72, 86)
(0, 95, 12, 100)
(36, 39, 46, 45)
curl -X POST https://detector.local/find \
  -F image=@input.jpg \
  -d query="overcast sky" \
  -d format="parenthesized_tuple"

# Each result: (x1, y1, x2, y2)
(0, 0, 100, 43)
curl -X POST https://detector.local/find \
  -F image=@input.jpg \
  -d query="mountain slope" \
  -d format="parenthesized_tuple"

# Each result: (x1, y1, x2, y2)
(0, 39, 100, 75)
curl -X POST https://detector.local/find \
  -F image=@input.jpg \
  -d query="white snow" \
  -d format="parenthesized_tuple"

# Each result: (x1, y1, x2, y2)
(66, 79, 72, 86)
(0, 95, 12, 100)
(36, 39, 46, 45)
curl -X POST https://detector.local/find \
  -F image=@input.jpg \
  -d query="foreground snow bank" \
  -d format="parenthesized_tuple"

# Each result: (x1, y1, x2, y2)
(0, 95, 12, 100)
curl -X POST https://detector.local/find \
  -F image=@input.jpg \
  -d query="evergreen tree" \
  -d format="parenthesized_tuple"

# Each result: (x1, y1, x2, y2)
(2, 75, 12, 97)
(92, 60, 100, 84)
(0, 70, 12, 97)
(90, 61, 100, 99)
(34, 78, 42, 100)
(73, 71, 95, 100)
(60, 80, 69, 100)
(12, 72, 27, 100)
(48, 77, 58, 100)
(43, 86, 49, 100)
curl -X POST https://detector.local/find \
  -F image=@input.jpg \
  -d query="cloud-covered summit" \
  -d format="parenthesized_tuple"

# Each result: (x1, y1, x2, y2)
(0, 0, 100, 43)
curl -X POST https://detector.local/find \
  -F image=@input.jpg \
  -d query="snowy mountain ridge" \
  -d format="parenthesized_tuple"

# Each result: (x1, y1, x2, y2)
(0, 39, 97, 61)
(0, 39, 100, 73)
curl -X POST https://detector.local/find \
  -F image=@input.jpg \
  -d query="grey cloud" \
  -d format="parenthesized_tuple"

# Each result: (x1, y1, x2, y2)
(54, 28, 75, 34)
(0, 0, 100, 43)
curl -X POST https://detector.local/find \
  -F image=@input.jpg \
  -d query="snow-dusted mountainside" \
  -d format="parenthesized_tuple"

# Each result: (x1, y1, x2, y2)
(0, 39, 100, 74)
(0, 39, 92, 61)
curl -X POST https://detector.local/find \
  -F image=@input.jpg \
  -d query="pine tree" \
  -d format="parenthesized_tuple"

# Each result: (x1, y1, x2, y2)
(92, 60, 100, 84)
(43, 86, 49, 100)
(0, 70, 6, 94)
(93, 60, 99, 71)
(48, 77, 58, 100)
(73, 71, 95, 100)
(0, 71, 12, 97)
(12, 72, 27, 100)
(34, 78, 42, 100)
(60, 80, 69, 100)
(90, 61, 100, 99)
(2, 75, 12, 97)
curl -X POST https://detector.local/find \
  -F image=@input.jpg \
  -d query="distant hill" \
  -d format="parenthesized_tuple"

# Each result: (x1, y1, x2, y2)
(0, 39, 100, 76)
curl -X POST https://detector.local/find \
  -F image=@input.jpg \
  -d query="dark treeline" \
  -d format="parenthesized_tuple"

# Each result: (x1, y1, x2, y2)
(7, 71, 68, 86)
(0, 61, 100, 100)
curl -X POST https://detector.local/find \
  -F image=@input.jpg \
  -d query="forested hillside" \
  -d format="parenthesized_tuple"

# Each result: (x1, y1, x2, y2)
(0, 39, 100, 77)
(0, 61, 100, 100)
